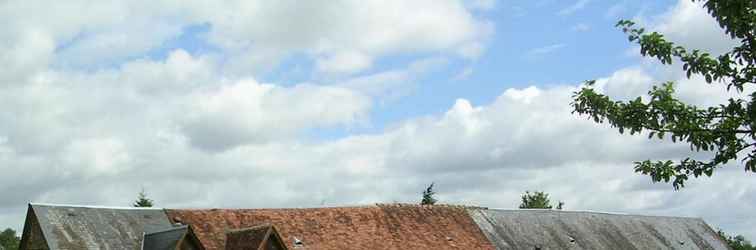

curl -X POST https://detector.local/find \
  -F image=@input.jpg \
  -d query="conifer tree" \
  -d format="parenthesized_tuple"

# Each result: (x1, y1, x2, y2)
(420, 182, 437, 205)
(133, 190, 154, 207)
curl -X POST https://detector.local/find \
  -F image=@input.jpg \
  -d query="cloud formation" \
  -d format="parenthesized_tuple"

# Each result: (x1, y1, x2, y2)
(0, 0, 754, 241)
(651, 0, 738, 55)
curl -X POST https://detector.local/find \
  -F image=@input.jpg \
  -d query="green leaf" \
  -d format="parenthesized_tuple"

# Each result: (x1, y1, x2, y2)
(571, 2, 756, 189)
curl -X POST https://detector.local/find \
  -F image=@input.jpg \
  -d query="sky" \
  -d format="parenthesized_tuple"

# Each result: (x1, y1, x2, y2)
(1, 0, 754, 239)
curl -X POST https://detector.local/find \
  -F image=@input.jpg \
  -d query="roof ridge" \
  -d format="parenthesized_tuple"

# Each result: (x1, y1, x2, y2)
(168, 204, 382, 210)
(484, 208, 704, 219)
(375, 203, 488, 209)
(29, 202, 165, 210)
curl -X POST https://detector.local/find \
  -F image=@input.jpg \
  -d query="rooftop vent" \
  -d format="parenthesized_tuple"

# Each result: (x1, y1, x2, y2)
(294, 237, 304, 247)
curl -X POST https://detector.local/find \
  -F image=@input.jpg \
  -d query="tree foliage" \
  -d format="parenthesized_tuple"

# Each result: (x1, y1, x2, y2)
(0, 228, 20, 250)
(420, 182, 437, 205)
(556, 201, 565, 210)
(519, 191, 556, 209)
(133, 190, 154, 207)
(718, 229, 756, 250)
(572, 0, 756, 189)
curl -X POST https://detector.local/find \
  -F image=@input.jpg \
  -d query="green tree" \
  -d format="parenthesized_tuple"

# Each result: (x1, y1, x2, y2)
(718, 229, 756, 250)
(133, 190, 154, 207)
(556, 201, 565, 210)
(0, 228, 20, 250)
(572, 0, 756, 189)
(420, 182, 437, 205)
(519, 191, 557, 209)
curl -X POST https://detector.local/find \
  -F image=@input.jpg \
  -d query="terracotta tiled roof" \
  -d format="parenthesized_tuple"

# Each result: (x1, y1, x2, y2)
(167, 204, 495, 250)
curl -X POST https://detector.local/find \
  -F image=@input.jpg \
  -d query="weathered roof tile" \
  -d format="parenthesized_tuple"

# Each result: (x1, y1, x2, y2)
(25, 203, 174, 250)
(468, 209, 730, 250)
(167, 204, 495, 250)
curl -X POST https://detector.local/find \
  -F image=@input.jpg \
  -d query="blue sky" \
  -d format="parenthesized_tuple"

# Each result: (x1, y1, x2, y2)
(1, 0, 754, 240)
(135, 0, 679, 138)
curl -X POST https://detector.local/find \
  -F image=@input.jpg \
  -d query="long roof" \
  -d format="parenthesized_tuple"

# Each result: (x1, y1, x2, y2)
(166, 204, 495, 250)
(468, 209, 729, 250)
(21, 203, 731, 250)
(27, 203, 175, 249)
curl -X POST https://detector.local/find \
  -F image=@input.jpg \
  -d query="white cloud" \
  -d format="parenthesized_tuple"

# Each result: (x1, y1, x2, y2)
(0, 0, 494, 74)
(592, 67, 654, 100)
(0, 0, 196, 69)
(316, 50, 373, 74)
(1, 54, 754, 240)
(646, 0, 738, 55)
(337, 56, 450, 100)
(182, 79, 371, 151)
(54, 22, 184, 67)
(191, 0, 493, 74)
(61, 137, 133, 177)
(0, 0, 754, 242)
(0, 29, 55, 84)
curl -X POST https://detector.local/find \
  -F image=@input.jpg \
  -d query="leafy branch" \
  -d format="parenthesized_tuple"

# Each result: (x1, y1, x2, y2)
(571, 1, 756, 189)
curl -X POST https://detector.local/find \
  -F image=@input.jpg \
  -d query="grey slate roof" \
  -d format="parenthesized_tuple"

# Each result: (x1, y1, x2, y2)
(143, 225, 188, 250)
(468, 209, 730, 250)
(29, 203, 175, 250)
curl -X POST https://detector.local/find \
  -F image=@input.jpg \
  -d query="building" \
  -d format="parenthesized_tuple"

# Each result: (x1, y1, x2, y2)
(20, 203, 730, 250)
(468, 209, 728, 249)
(165, 204, 494, 250)
(18, 204, 202, 250)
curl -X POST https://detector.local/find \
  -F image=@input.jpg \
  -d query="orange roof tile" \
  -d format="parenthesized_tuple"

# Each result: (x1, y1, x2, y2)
(167, 204, 494, 250)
